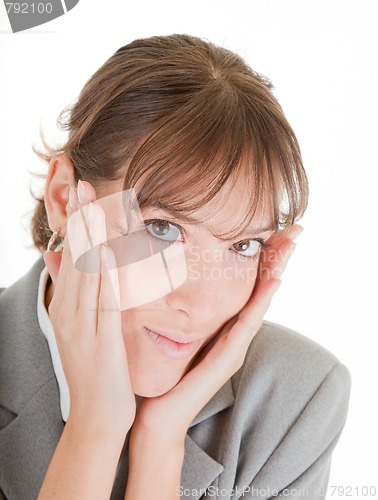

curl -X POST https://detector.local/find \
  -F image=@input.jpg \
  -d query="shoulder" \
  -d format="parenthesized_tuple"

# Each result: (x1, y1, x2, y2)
(223, 321, 351, 489)
(0, 258, 46, 353)
(0, 257, 44, 313)
(235, 319, 351, 392)
(0, 257, 47, 386)
(231, 319, 351, 437)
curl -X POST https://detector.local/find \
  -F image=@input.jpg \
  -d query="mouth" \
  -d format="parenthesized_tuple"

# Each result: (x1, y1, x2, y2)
(144, 327, 202, 359)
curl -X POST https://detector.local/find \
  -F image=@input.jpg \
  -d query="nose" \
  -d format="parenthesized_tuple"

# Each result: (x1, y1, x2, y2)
(165, 247, 222, 320)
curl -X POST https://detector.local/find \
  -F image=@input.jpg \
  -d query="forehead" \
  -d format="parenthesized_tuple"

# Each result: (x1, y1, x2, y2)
(191, 174, 274, 232)
(145, 174, 275, 240)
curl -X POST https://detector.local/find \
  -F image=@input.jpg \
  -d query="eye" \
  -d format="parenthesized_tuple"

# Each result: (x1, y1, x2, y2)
(231, 239, 264, 259)
(145, 219, 183, 242)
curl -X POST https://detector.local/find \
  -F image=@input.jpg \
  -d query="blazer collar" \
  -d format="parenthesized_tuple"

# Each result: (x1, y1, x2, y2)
(0, 257, 235, 499)
(190, 377, 234, 427)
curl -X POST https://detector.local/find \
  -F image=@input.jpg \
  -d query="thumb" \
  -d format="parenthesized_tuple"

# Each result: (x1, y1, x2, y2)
(43, 250, 62, 285)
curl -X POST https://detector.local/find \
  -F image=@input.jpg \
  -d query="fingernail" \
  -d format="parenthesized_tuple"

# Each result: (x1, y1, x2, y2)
(291, 225, 304, 241)
(68, 187, 77, 210)
(87, 202, 95, 225)
(77, 180, 87, 204)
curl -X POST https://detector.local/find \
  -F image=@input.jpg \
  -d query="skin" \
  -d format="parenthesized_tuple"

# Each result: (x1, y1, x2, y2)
(111, 194, 276, 397)
(39, 153, 302, 499)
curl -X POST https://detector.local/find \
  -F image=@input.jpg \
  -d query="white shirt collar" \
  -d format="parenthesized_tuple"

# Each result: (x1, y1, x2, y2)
(37, 266, 70, 422)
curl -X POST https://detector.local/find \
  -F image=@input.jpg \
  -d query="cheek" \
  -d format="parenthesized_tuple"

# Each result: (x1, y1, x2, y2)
(118, 308, 144, 354)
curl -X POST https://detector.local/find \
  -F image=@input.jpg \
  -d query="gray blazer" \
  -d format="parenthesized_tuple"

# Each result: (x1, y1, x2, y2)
(0, 258, 351, 500)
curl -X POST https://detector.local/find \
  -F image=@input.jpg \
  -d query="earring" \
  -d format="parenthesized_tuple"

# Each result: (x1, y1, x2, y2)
(47, 228, 64, 253)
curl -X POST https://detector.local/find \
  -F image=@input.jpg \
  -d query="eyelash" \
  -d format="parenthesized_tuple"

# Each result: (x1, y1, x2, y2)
(144, 218, 185, 241)
(143, 218, 270, 260)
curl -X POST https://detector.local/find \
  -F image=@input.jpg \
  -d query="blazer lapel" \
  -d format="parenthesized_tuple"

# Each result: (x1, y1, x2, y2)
(0, 380, 64, 499)
(0, 257, 65, 499)
(180, 435, 224, 499)
(180, 379, 235, 499)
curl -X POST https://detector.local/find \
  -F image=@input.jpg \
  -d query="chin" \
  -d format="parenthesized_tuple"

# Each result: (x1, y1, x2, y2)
(131, 378, 179, 398)
(129, 365, 186, 398)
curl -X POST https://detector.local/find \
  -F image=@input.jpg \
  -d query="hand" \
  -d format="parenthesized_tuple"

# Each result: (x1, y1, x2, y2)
(133, 225, 302, 440)
(44, 181, 135, 437)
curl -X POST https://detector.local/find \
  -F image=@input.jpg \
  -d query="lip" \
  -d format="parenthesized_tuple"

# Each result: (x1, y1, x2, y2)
(144, 327, 202, 359)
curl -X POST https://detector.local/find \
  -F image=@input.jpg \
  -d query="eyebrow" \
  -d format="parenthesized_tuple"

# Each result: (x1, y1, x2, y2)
(144, 206, 276, 241)
(207, 224, 276, 241)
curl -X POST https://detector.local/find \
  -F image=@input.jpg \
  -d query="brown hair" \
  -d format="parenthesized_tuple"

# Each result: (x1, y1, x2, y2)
(31, 33, 308, 252)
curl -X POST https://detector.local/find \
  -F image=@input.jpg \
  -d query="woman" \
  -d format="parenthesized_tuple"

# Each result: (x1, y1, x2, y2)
(0, 34, 351, 499)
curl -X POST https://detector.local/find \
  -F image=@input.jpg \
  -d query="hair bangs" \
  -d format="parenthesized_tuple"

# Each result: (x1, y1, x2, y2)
(122, 80, 263, 219)
(122, 77, 306, 238)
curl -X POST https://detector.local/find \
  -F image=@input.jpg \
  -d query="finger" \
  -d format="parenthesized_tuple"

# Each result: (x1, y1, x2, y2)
(43, 186, 77, 295)
(258, 225, 300, 284)
(185, 231, 299, 386)
(156, 310, 270, 427)
(97, 245, 122, 338)
(235, 277, 281, 339)
(62, 186, 100, 311)
(287, 224, 304, 240)
(77, 202, 108, 316)
(229, 244, 294, 343)
(48, 189, 78, 307)
(268, 239, 296, 281)
(44, 250, 62, 285)
(265, 224, 303, 247)
(77, 179, 97, 205)
(234, 242, 296, 344)
(225, 226, 299, 344)
(50, 197, 84, 310)
(182, 276, 281, 392)
(184, 279, 281, 404)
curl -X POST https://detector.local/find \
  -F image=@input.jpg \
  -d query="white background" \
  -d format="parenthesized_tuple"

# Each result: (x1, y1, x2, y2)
(1, 0, 377, 492)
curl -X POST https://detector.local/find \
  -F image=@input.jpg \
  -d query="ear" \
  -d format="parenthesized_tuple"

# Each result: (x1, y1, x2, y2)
(44, 153, 76, 238)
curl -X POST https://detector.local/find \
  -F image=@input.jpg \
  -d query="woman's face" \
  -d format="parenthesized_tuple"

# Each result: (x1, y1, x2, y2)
(100, 176, 275, 397)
